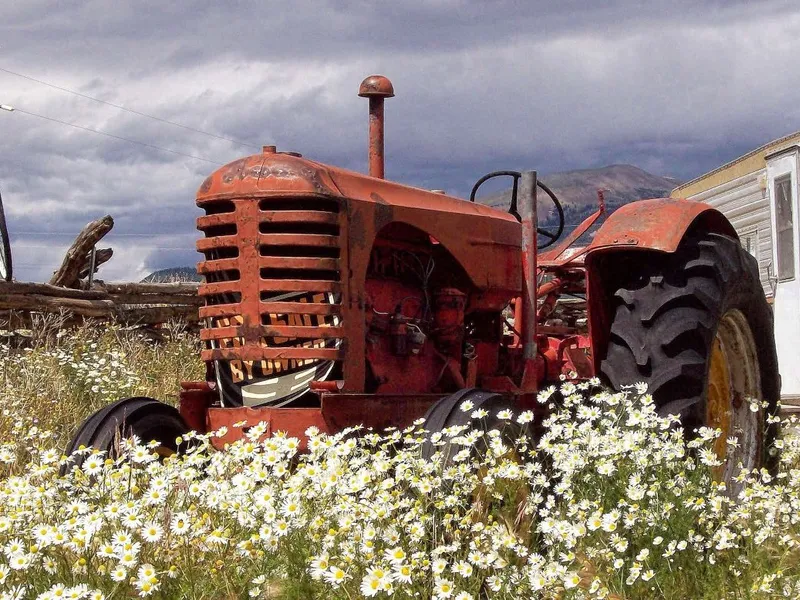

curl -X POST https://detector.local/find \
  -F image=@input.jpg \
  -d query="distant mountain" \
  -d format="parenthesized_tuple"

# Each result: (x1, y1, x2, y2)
(478, 164, 681, 233)
(141, 267, 202, 283)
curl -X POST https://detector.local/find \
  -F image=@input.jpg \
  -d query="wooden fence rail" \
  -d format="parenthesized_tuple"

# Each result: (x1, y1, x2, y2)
(0, 281, 202, 326)
(1, 215, 203, 328)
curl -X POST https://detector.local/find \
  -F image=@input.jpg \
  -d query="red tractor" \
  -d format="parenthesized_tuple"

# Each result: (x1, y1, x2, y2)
(67, 76, 779, 483)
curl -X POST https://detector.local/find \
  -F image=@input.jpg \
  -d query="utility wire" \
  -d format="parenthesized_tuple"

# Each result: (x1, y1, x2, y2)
(0, 66, 260, 149)
(9, 106, 224, 166)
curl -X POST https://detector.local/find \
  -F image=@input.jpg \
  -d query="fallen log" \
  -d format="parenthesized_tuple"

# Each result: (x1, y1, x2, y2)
(108, 293, 203, 306)
(101, 282, 200, 295)
(50, 215, 114, 288)
(116, 305, 200, 324)
(0, 294, 115, 318)
(0, 281, 110, 300)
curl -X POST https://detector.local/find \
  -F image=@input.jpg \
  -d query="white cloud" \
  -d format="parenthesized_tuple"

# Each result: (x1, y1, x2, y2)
(1, 0, 799, 281)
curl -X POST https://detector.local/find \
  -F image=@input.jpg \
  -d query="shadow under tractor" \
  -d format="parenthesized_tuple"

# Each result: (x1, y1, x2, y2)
(66, 75, 780, 487)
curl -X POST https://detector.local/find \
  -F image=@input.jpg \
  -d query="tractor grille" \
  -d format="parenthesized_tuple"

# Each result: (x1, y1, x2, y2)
(196, 195, 345, 376)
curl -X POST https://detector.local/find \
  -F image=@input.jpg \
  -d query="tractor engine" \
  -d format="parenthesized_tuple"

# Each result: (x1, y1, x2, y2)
(363, 223, 473, 395)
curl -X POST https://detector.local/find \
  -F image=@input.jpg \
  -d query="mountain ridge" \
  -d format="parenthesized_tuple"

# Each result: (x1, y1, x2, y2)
(476, 164, 680, 233)
(141, 266, 202, 283)
(478, 163, 679, 210)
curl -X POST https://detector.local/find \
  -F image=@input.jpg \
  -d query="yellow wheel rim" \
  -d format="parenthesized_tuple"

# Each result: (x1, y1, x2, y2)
(707, 337, 732, 470)
(704, 309, 762, 491)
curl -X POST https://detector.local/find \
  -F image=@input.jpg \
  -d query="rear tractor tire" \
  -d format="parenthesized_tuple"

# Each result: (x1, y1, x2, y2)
(62, 397, 191, 474)
(600, 232, 780, 487)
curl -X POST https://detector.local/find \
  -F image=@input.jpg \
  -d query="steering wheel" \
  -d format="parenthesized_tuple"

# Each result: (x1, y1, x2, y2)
(469, 171, 565, 248)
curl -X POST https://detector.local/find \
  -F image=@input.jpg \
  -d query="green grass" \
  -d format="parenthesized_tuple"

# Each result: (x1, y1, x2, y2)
(0, 319, 203, 451)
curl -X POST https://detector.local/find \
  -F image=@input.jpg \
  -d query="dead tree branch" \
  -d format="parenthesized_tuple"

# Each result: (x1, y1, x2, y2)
(50, 215, 114, 288)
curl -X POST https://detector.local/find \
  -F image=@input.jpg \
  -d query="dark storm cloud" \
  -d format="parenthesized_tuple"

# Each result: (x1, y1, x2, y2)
(1, 0, 799, 280)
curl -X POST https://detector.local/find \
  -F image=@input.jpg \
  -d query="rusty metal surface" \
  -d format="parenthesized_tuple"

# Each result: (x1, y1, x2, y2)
(196, 153, 347, 377)
(518, 172, 539, 391)
(358, 75, 394, 179)
(330, 169, 522, 298)
(207, 405, 330, 450)
(196, 149, 522, 395)
(586, 199, 736, 254)
(367, 98, 386, 179)
(205, 393, 439, 449)
(178, 386, 214, 434)
(320, 393, 441, 432)
(358, 75, 395, 98)
(194, 161, 729, 430)
(192, 80, 739, 436)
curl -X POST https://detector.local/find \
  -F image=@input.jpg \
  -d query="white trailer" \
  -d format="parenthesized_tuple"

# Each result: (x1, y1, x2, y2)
(672, 132, 800, 404)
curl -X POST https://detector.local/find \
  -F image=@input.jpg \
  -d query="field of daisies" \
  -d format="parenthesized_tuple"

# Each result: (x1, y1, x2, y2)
(0, 322, 798, 599)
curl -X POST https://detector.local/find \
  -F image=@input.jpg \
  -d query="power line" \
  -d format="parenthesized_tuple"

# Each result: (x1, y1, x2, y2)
(0, 66, 260, 149)
(8, 106, 223, 166)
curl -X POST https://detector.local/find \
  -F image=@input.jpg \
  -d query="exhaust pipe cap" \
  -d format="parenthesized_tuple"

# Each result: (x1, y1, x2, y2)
(358, 75, 394, 98)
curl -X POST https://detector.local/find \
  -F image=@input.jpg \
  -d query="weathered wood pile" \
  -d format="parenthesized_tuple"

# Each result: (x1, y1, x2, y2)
(0, 280, 201, 325)
(0, 215, 202, 327)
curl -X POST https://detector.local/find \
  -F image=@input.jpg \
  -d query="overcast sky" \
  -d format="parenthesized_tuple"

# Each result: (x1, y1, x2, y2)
(2, 0, 799, 282)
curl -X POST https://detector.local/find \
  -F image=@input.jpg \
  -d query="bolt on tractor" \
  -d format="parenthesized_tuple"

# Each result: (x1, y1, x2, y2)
(66, 75, 780, 486)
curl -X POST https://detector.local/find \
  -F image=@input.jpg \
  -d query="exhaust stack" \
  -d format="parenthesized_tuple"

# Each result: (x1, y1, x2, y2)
(358, 75, 394, 179)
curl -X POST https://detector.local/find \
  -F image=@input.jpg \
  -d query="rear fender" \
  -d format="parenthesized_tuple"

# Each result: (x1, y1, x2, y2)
(586, 198, 736, 254)
(584, 199, 737, 372)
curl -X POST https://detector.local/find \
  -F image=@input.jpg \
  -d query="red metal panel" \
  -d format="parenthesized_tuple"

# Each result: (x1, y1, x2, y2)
(207, 406, 330, 450)
(258, 233, 338, 247)
(258, 211, 339, 224)
(199, 281, 245, 296)
(587, 199, 736, 254)
(257, 256, 339, 270)
(321, 393, 440, 432)
(178, 388, 214, 434)
(198, 304, 241, 319)
(197, 213, 238, 228)
(196, 258, 240, 273)
(196, 236, 239, 251)
(196, 146, 524, 397)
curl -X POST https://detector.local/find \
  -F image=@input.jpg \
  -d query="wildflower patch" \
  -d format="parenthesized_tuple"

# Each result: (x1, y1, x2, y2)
(0, 330, 797, 598)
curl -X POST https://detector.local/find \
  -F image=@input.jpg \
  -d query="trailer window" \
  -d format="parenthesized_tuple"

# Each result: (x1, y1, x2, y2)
(740, 228, 758, 261)
(776, 174, 795, 281)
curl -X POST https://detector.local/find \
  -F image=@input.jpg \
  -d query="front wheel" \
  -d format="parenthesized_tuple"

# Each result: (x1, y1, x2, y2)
(421, 388, 516, 463)
(600, 232, 780, 489)
(62, 397, 191, 474)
